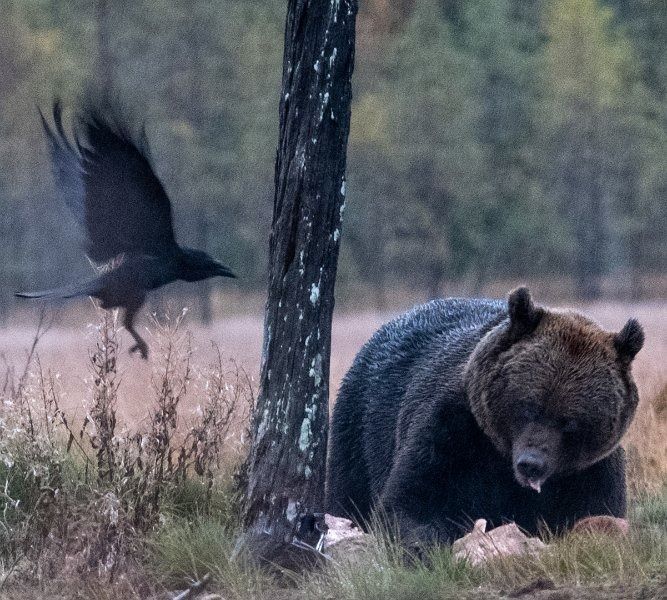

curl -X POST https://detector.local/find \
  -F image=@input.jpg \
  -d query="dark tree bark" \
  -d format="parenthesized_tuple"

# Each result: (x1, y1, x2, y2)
(240, 0, 357, 568)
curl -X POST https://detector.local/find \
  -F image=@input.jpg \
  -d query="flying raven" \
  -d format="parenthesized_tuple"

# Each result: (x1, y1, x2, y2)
(16, 102, 236, 359)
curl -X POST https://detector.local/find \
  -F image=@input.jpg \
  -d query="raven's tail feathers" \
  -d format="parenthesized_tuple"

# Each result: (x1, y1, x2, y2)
(15, 278, 100, 300)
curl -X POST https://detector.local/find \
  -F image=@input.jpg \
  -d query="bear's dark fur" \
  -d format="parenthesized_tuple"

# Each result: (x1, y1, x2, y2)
(326, 288, 643, 546)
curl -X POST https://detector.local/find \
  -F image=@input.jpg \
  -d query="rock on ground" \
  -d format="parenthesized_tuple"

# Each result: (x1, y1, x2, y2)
(452, 519, 547, 567)
(322, 514, 371, 562)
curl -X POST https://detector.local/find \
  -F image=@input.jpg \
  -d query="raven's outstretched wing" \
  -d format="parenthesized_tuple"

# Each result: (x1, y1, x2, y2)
(39, 103, 86, 225)
(40, 101, 178, 263)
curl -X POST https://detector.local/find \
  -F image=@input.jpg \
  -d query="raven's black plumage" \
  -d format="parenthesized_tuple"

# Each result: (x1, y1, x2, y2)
(17, 101, 235, 358)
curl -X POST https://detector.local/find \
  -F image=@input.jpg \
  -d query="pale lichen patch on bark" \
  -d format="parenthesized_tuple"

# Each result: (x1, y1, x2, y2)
(286, 499, 299, 523)
(257, 406, 271, 439)
(329, 48, 337, 69)
(299, 415, 312, 452)
(310, 283, 320, 305)
(298, 403, 318, 454)
(309, 353, 323, 387)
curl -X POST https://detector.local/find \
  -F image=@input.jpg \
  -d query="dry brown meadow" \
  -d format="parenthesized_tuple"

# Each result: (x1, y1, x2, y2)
(1, 298, 666, 490)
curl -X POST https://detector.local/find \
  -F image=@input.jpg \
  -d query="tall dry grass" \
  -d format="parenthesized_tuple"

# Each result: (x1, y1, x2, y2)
(0, 307, 252, 593)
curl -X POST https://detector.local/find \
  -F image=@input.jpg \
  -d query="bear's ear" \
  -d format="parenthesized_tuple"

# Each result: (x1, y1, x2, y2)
(507, 287, 543, 339)
(614, 318, 644, 362)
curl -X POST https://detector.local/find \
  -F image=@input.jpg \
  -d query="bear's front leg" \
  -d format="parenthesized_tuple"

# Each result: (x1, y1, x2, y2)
(377, 488, 457, 557)
(377, 417, 462, 550)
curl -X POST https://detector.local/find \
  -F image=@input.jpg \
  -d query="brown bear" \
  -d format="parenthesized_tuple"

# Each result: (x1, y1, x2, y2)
(326, 288, 643, 547)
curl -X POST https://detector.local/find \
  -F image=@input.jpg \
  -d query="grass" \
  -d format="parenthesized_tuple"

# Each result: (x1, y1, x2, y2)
(163, 475, 240, 521)
(148, 517, 272, 599)
(0, 308, 253, 596)
(299, 532, 481, 600)
(137, 485, 667, 600)
(294, 488, 667, 600)
(480, 522, 666, 588)
(631, 485, 667, 529)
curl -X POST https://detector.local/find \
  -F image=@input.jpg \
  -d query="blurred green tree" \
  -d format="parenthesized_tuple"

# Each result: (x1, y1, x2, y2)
(383, 0, 490, 298)
(538, 0, 661, 298)
(459, 0, 569, 288)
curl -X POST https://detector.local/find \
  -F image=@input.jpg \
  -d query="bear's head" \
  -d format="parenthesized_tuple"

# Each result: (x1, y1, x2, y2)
(464, 287, 643, 493)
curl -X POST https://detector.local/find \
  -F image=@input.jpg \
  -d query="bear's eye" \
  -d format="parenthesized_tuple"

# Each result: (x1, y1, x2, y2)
(562, 418, 579, 433)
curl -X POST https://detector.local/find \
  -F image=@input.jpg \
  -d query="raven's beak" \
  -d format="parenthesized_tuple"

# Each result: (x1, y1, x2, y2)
(216, 262, 236, 278)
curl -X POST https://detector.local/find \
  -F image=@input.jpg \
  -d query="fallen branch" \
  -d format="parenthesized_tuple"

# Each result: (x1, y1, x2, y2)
(172, 573, 210, 600)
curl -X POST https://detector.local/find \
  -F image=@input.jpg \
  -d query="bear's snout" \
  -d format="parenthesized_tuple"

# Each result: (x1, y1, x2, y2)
(512, 422, 563, 492)
(515, 450, 548, 492)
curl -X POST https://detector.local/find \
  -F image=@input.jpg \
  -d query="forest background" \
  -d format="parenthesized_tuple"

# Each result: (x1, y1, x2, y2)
(0, 0, 665, 324)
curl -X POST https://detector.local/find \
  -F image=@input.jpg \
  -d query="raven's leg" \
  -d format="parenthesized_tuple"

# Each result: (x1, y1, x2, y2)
(123, 302, 148, 360)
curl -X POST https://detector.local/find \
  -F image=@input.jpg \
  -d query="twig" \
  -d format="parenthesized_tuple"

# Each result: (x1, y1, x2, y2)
(171, 573, 211, 600)
(17, 306, 52, 391)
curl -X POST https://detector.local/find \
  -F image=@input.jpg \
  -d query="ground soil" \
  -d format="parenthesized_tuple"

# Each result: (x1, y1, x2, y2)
(467, 577, 667, 600)
(3, 579, 665, 600)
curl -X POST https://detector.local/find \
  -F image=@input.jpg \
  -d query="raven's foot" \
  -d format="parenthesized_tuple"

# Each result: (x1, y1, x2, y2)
(129, 341, 149, 360)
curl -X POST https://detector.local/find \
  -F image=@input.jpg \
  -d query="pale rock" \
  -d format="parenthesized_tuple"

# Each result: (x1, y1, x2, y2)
(322, 514, 370, 562)
(452, 519, 547, 567)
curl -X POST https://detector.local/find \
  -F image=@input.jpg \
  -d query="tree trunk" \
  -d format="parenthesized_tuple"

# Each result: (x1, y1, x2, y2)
(96, 0, 113, 97)
(577, 113, 605, 300)
(240, 0, 357, 568)
(187, 14, 214, 325)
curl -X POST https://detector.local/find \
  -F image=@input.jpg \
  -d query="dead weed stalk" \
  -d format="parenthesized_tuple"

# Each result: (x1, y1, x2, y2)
(0, 307, 253, 587)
